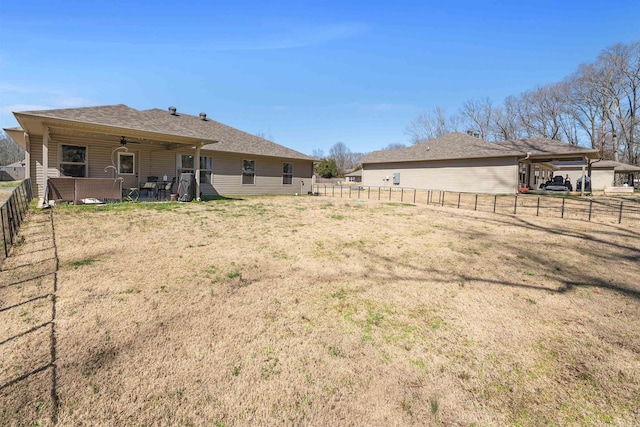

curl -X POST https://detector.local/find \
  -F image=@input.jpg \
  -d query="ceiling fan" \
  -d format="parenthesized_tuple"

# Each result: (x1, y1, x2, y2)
(120, 136, 140, 146)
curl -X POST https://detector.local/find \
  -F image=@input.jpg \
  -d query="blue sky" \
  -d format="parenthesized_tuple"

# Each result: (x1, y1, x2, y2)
(1, 0, 638, 154)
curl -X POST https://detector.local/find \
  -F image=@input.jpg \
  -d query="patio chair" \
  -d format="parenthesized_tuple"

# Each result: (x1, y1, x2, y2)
(156, 177, 175, 200)
(140, 176, 158, 198)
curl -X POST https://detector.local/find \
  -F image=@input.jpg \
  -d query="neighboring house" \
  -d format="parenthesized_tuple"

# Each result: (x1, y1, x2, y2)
(360, 133, 599, 194)
(0, 161, 25, 181)
(3, 105, 314, 200)
(553, 160, 640, 191)
(344, 169, 362, 183)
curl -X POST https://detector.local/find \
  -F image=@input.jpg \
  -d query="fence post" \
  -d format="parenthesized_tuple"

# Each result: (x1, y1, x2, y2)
(15, 185, 24, 223)
(536, 197, 540, 216)
(588, 200, 592, 221)
(493, 195, 497, 213)
(457, 192, 461, 209)
(378, 187, 381, 200)
(441, 191, 445, 207)
(561, 198, 565, 218)
(367, 186, 370, 199)
(618, 201, 623, 224)
(474, 194, 478, 211)
(389, 187, 392, 201)
(1, 206, 7, 258)
(428, 190, 431, 205)
(513, 194, 518, 215)
(358, 186, 361, 199)
(8, 198, 16, 245)
(401, 188, 404, 202)
(341, 186, 343, 198)
(413, 189, 416, 204)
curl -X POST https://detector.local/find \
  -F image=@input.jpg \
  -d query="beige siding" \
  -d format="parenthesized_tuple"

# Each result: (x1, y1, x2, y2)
(555, 167, 614, 191)
(30, 136, 43, 197)
(32, 132, 313, 197)
(363, 157, 520, 194)
(200, 150, 313, 196)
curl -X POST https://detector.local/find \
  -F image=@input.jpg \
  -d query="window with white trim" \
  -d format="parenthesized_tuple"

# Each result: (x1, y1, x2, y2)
(60, 145, 87, 177)
(242, 160, 255, 185)
(282, 162, 293, 185)
(177, 154, 213, 184)
(118, 152, 135, 175)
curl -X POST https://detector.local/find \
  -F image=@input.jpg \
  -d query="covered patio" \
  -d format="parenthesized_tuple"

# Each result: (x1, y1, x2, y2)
(5, 109, 217, 205)
(494, 138, 600, 195)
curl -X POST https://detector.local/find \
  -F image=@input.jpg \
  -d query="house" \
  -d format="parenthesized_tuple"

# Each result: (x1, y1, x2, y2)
(360, 133, 599, 194)
(0, 161, 25, 181)
(493, 138, 601, 190)
(344, 169, 362, 183)
(553, 160, 640, 191)
(3, 105, 314, 202)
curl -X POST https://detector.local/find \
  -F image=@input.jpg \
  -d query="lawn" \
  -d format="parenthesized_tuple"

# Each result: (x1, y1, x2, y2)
(1, 196, 639, 426)
(0, 181, 21, 204)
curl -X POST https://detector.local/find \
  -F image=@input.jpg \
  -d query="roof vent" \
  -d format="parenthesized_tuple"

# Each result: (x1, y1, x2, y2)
(199, 112, 207, 121)
(168, 106, 177, 115)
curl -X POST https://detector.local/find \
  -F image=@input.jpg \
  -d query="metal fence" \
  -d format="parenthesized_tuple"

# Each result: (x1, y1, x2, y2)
(311, 184, 640, 224)
(1, 178, 34, 263)
(48, 177, 123, 204)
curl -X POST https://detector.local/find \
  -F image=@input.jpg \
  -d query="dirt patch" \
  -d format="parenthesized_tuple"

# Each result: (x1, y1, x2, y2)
(2, 197, 639, 426)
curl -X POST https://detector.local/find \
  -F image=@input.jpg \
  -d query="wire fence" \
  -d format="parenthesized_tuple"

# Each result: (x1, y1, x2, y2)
(1, 178, 34, 265)
(311, 184, 640, 225)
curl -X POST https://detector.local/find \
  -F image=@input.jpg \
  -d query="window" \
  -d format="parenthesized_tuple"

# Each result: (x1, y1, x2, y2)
(282, 162, 293, 185)
(242, 160, 255, 185)
(178, 154, 212, 184)
(60, 145, 87, 177)
(118, 152, 135, 174)
(199, 156, 212, 184)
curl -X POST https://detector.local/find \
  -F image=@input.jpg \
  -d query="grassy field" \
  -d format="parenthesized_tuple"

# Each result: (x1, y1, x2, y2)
(0, 181, 21, 204)
(1, 196, 639, 426)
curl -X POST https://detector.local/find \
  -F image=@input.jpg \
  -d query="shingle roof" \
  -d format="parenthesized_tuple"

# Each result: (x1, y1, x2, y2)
(588, 160, 640, 172)
(361, 132, 521, 164)
(15, 104, 313, 161)
(494, 138, 599, 158)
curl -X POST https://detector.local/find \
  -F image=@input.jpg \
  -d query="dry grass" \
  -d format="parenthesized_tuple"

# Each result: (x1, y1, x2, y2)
(1, 196, 639, 426)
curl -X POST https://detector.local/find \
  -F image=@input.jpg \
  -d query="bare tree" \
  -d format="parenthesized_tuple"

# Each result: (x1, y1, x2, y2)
(459, 97, 495, 140)
(311, 148, 325, 159)
(0, 132, 25, 166)
(382, 143, 407, 150)
(599, 42, 640, 163)
(328, 141, 353, 175)
(405, 106, 461, 144)
(490, 96, 522, 141)
(254, 130, 274, 141)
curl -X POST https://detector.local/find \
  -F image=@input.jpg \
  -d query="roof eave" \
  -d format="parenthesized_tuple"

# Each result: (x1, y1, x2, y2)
(362, 153, 521, 165)
(14, 112, 217, 146)
(2, 127, 27, 149)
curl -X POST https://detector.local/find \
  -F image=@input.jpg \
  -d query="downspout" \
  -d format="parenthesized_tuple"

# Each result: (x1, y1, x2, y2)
(38, 126, 50, 208)
(524, 152, 531, 189)
(24, 132, 31, 180)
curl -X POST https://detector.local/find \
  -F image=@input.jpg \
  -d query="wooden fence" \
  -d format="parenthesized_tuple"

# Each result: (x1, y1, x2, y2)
(311, 184, 640, 225)
(1, 179, 34, 264)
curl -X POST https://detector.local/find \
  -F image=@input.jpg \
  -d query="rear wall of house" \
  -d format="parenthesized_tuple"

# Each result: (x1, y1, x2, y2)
(362, 157, 519, 194)
(31, 132, 313, 198)
(192, 150, 313, 196)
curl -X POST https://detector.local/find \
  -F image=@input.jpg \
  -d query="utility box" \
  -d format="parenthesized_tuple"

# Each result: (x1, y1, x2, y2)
(393, 173, 400, 185)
